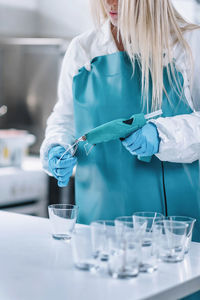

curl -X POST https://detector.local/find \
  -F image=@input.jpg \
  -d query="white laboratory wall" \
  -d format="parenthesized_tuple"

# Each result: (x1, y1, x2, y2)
(0, 0, 37, 10)
(0, 0, 199, 38)
(37, 0, 93, 38)
(36, 0, 200, 38)
(0, 0, 38, 37)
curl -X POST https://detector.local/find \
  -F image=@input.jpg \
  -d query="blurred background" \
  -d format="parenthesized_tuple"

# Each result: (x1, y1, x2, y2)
(0, 0, 199, 217)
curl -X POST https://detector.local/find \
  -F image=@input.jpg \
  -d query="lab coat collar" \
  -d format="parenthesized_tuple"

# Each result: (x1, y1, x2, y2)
(98, 19, 118, 53)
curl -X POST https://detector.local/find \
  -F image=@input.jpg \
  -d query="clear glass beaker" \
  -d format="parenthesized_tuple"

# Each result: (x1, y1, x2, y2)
(90, 220, 116, 261)
(107, 231, 140, 279)
(48, 204, 78, 240)
(165, 216, 196, 254)
(133, 212, 164, 272)
(154, 220, 188, 263)
(71, 227, 96, 271)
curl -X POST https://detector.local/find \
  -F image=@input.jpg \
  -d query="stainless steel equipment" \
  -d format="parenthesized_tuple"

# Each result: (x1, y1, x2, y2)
(0, 38, 69, 154)
(0, 38, 73, 210)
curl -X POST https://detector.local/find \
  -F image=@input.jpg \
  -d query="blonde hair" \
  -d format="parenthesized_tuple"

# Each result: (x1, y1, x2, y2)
(90, 0, 200, 112)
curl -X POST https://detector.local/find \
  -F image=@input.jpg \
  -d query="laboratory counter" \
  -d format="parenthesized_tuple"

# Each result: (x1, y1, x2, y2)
(0, 211, 200, 300)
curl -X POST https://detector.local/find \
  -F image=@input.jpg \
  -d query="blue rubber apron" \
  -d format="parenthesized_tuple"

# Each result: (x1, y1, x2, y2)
(72, 52, 200, 244)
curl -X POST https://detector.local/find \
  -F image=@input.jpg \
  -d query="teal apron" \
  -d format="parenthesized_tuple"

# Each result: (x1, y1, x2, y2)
(72, 52, 200, 246)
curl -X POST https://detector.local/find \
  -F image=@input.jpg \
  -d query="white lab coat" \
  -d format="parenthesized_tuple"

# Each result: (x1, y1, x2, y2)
(40, 20, 200, 174)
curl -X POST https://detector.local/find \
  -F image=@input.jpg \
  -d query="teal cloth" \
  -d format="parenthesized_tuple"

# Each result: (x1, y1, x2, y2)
(85, 113, 146, 144)
(73, 51, 200, 297)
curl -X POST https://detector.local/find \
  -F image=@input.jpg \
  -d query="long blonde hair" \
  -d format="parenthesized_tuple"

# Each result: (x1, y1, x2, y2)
(90, 0, 199, 112)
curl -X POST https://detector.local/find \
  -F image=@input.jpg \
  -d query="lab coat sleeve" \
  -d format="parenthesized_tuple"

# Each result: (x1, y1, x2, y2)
(150, 28, 200, 163)
(151, 112, 200, 163)
(40, 37, 85, 175)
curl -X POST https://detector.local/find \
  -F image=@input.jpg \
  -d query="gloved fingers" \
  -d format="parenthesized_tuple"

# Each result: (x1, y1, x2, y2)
(49, 157, 57, 168)
(48, 146, 67, 160)
(56, 156, 77, 169)
(61, 151, 74, 160)
(49, 166, 72, 180)
(57, 171, 72, 186)
(125, 142, 141, 155)
(58, 179, 69, 188)
(122, 135, 143, 156)
(54, 168, 73, 177)
(50, 156, 77, 169)
(136, 142, 155, 156)
(122, 123, 160, 157)
(123, 134, 144, 155)
(48, 145, 74, 161)
(122, 134, 142, 154)
(55, 151, 73, 161)
(129, 135, 144, 152)
(122, 129, 141, 148)
(134, 139, 147, 155)
(57, 171, 72, 183)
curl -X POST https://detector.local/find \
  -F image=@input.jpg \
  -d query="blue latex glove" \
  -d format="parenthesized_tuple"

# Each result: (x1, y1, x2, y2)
(122, 123, 160, 156)
(48, 145, 77, 187)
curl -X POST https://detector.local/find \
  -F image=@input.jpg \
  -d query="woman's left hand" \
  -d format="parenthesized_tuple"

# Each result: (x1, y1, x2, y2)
(122, 123, 160, 156)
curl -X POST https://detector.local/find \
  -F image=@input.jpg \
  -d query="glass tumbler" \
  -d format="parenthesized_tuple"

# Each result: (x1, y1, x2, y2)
(115, 216, 135, 237)
(108, 231, 140, 279)
(133, 212, 164, 273)
(154, 220, 188, 263)
(71, 227, 96, 271)
(115, 216, 147, 242)
(133, 212, 164, 230)
(90, 220, 115, 262)
(48, 204, 78, 240)
(166, 216, 196, 254)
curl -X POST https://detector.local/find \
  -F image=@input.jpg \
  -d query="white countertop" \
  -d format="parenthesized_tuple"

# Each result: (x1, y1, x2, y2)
(0, 211, 200, 300)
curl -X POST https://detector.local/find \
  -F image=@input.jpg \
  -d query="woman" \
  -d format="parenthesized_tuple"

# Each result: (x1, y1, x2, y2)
(40, 0, 200, 237)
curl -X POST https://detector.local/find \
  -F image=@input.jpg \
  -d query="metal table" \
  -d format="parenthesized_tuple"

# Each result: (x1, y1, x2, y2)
(0, 211, 200, 300)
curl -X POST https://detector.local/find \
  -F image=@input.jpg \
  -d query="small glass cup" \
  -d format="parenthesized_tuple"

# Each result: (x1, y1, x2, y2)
(48, 204, 78, 240)
(166, 216, 196, 254)
(115, 216, 146, 240)
(154, 220, 188, 263)
(108, 231, 140, 279)
(133, 212, 164, 273)
(115, 216, 134, 234)
(90, 220, 115, 262)
(71, 227, 96, 271)
(90, 220, 116, 274)
(133, 212, 164, 230)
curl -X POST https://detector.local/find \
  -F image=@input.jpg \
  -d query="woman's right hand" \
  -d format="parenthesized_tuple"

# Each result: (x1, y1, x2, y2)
(48, 145, 77, 187)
